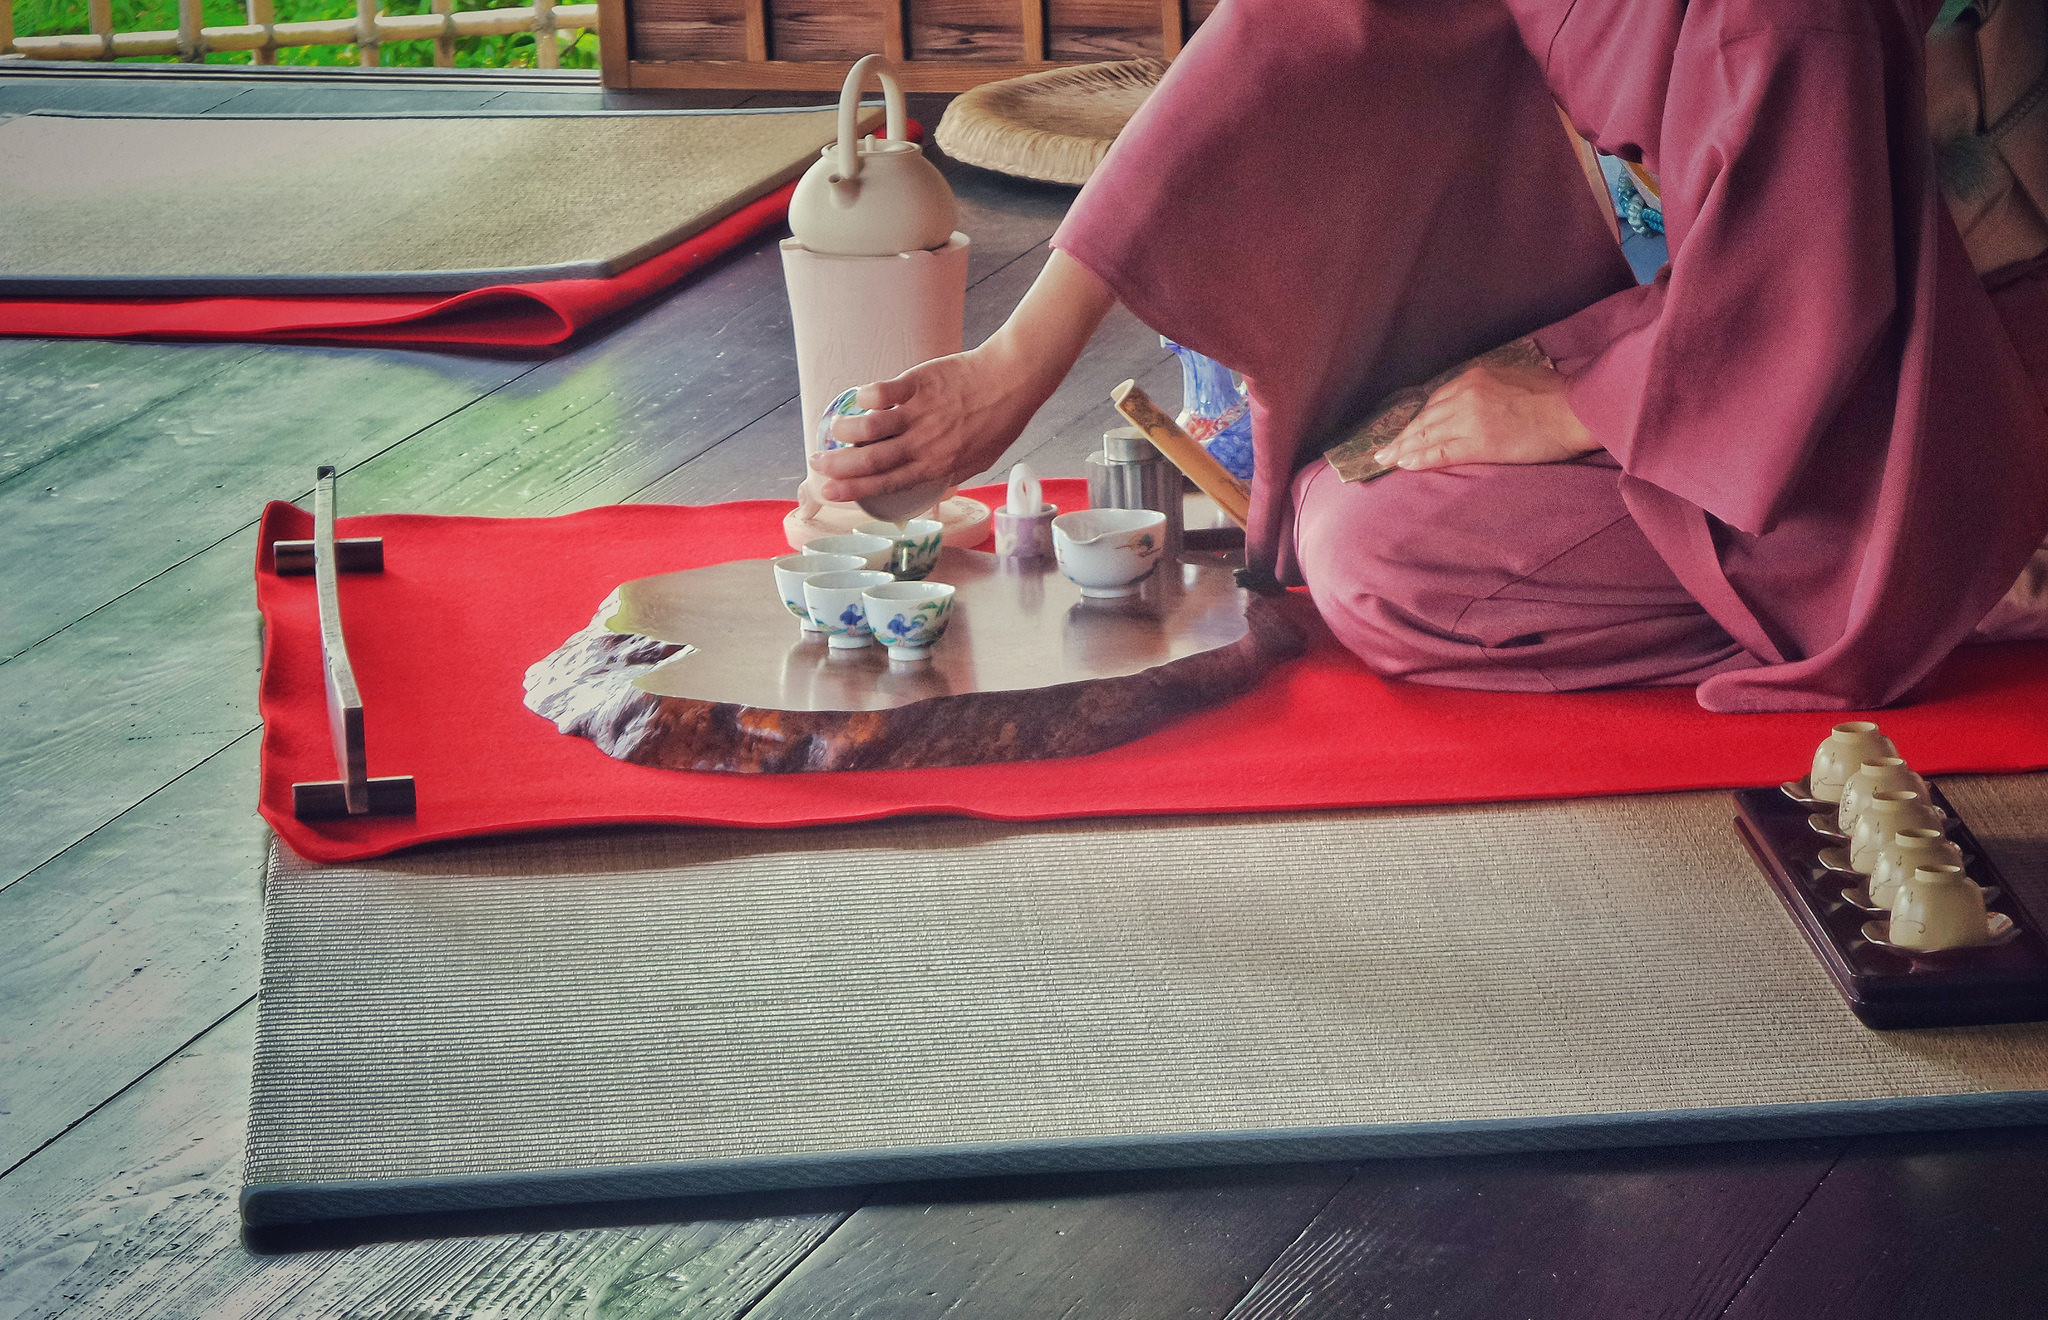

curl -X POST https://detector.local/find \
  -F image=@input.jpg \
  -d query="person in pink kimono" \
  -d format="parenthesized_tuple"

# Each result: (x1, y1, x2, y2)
(810, 0, 2048, 713)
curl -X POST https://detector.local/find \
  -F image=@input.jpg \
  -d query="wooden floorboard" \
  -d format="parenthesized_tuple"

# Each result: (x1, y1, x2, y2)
(1223, 1142, 1844, 1320)
(1719, 1128, 2048, 1320)
(740, 1167, 1353, 1320)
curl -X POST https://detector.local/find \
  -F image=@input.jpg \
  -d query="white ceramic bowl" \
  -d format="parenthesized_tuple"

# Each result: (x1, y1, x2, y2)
(862, 580, 956, 660)
(806, 532, 894, 573)
(1837, 757, 1929, 836)
(1051, 508, 1167, 598)
(803, 569, 894, 649)
(771, 552, 867, 630)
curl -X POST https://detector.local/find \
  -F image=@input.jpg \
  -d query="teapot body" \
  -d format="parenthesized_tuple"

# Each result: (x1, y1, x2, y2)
(787, 55, 958, 256)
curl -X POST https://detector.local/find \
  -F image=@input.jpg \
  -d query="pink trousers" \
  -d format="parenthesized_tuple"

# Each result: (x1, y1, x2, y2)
(1291, 452, 2048, 694)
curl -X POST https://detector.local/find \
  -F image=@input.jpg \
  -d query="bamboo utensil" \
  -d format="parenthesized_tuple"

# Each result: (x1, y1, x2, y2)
(1109, 380, 1251, 528)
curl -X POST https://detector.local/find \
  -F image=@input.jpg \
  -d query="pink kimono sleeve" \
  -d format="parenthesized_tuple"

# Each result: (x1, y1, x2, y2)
(1537, 4, 2048, 710)
(1051, 0, 1635, 583)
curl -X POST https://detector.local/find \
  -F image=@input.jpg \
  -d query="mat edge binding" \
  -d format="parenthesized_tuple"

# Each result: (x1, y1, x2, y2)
(239, 1088, 2048, 1228)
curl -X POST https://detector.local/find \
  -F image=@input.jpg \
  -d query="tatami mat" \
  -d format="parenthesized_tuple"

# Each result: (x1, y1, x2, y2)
(243, 776, 2048, 1226)
(0, 107, 859, 294)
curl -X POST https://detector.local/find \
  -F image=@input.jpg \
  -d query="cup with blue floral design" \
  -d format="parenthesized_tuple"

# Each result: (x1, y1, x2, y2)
(862, 581, 955, 660)
(803, 569, 894, 649)
(771, 552, 866, 632)
(856, 518, 946, 581)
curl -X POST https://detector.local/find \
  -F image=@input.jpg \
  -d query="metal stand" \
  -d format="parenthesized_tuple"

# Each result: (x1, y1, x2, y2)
(276, 466, 417, 822)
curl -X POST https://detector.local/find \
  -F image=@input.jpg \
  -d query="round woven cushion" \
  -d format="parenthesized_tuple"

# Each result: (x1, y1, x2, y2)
(935, 59, 1167, 186)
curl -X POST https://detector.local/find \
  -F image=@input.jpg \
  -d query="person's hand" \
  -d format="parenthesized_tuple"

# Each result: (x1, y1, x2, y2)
(1371, 361, 1597, 471)
(806, 248, 1116, 509)
(808, 340, 1046, 506)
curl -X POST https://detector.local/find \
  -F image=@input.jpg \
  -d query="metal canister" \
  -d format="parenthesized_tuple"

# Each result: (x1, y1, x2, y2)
(1084, 426, 1183, 562)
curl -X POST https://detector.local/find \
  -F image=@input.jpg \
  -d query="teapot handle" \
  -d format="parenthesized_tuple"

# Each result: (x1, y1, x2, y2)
(833, 53, 908, 183)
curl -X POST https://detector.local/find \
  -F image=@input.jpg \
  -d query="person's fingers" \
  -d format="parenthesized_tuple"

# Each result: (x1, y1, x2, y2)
(1376, 397, 1463, 469)
(809, 437, 927, 501)
(856, 376, 917, 410)
(828, 407, 907, 447)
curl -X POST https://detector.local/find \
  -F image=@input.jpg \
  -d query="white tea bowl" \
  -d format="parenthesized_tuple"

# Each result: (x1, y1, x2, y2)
(771, 552, 867, 630)
(803, 569, 894, 649)
(1051, 508, 1167, 598)
(806, 532, 895, 573)
(862, 581, 956, 660)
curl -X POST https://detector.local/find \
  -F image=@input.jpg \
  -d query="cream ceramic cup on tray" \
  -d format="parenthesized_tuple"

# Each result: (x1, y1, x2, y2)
(1809, 721, 1898, 804)
(1868, 827, 1968, 908)
(772, 552, 867, 631)
(1888, 864, 1996, 951)
(1837, 756, 1931, 836)
(803, 569, 895, 649)
(1848, 790, 1947, 874)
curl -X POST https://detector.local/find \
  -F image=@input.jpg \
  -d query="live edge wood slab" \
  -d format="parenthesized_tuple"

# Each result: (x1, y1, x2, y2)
(525, 547, 1306, 773)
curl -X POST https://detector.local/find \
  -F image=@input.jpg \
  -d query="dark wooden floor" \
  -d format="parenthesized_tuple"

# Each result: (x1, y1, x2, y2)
(4, 64, 2048, 1319)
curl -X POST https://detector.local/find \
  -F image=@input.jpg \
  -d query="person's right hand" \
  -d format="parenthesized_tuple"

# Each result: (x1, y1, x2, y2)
(807, 339, 1048, 508)
(804, 248, 1118, 512)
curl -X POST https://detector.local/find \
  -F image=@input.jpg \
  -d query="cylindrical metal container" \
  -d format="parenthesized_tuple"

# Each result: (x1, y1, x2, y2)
(1085, 426, 1183, 562)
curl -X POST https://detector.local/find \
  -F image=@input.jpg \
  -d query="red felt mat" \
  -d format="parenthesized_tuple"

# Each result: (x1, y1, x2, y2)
(255, 480, 2048, 863)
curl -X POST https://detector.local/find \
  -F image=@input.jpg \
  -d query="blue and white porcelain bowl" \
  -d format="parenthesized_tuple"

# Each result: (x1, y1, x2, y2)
(802, 569, 894, 649)
(857, 517, 945, 581)
(771, 552, 867, 631)
(862, 581, 955, 661)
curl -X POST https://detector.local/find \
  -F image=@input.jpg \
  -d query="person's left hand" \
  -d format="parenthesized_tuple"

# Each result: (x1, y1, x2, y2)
(1371, 362, 1598, 471)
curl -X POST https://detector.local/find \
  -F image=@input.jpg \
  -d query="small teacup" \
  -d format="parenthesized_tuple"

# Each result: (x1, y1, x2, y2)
(1848, 790, 1946, 874)
(1868, 827, 1967, 908)
(771, 552, 866, 631)
(862, 581, 956, 660)
(1888, 864, 1993, 951)
(1837, 757, 1931, 836)
(1051, 508, 1167, 598)
(803, 569, 894, 649)
(1810, 721, 1898, 804)
(856, 518, 946, 581)
(806, 532, 895, 573)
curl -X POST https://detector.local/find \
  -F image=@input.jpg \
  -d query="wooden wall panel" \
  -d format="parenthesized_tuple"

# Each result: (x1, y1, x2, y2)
(1187, 0, 1219, 27)
(907, 0, 1022, 62)
(1045, 0, 1162, 60)
(770, 0, 886, 61)
(629, 0, 748, 60)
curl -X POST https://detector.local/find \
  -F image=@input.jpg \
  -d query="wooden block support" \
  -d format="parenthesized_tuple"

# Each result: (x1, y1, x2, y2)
(289, 466, 416, 822)
(1111, 379, 1251, 528)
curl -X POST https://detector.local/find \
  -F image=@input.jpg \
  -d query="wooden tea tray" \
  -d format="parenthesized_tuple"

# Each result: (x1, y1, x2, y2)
(1735, 783, 2048, 1029)
(525, 548, 1305, 773)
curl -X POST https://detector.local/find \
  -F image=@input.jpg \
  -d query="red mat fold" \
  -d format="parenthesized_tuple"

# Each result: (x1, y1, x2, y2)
(0, 122, 917, 349)
(255, 480, 2048, 863)
(0, 184, 792, 348)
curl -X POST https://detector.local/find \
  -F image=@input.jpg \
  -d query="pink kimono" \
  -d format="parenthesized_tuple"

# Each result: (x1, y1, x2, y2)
(1054, 0, 2048, 712)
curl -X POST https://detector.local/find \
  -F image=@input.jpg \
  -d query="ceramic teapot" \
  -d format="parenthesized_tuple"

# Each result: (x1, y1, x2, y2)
(787, 55, 957, 256)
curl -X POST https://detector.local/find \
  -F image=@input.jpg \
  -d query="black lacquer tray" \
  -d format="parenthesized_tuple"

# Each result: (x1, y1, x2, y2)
(1735, 783, 2048, 1029)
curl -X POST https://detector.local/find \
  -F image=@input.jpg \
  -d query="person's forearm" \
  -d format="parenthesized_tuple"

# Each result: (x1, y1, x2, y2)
(978, 247, 1117, 403)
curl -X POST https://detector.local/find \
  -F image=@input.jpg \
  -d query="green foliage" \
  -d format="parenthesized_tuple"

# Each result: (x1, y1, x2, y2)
(10, 0, 599, 68)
